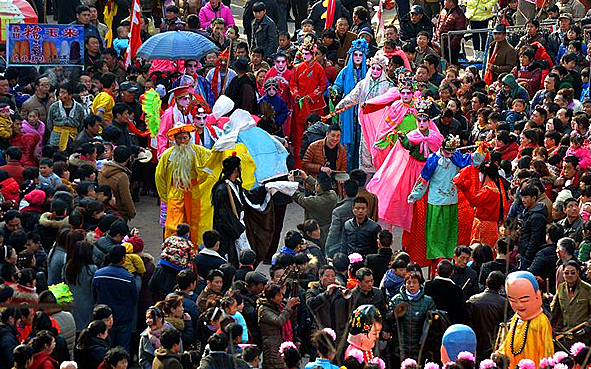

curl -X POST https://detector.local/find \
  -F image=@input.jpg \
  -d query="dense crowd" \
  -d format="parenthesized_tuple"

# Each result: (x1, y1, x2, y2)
(3, 0, 591, 368)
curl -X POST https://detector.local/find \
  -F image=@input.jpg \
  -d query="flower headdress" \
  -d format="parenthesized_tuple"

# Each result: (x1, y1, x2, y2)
(479, 359, 497, 369)
(347, 348, 364, 364)
(415, 98, 432, 117)
(517, 359, 535, 369)
(322, 327, 336, 341)
(349, 253, 363, 264)
(348, 304, 382, 335)
(570, 342, 587, 357)
(393, 66, 411, 85)
(370, 54, 389, 69)
(553, 351, 569, 364)
(279, 341, 297, 355)
(425, 363, 441, 369)
(539, 357, 555, 369)
(442, 134, 460, 151)
(554, 364, 568, 369)
(347, 39, 369, 55)
(300, 39, 317, 54)
(401, 358, 418, 369)
(369, 357, 386, 369)
(457, 352, 475, 362)
(398, 74, 416, 92)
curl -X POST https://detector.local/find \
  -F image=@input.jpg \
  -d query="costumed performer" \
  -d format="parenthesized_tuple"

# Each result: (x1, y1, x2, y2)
(495, 271, 554, 368)
(346, 304, 383, 363)
(207, 49, 237, 99)
(155, 121, 212, 244)
(335, 54, 392, 174)
(157, 85, 198, 157)
(455, 160, 509, 248)
(407, 135, 478, 264)
(367, 96, 443, 232)
(441, 324, 477, 363)
(264, 52, 293, 137)
(290, 40, 327, 168)
(332, 39, 369, 171)
(185, 97, 220, 149)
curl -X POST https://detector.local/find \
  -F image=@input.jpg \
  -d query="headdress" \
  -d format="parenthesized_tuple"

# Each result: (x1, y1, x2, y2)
(348, 304, 382, 336)
(300, 39, 317, 53)
(369, 54, 389, 69)
(517, 359, 536, 369)
(347, 39, 369, 55)
(279, 341, 297, 355)
(442, 135, 460, 151)
(393, 66, 411, 84)
(401, 358, 418, 369)
(570, 342, 587, 357)
(264, 77, 279, 92)
(398, 74, 416, 92)
(415, 98, 432, 117)
(167, 121, 196, 140)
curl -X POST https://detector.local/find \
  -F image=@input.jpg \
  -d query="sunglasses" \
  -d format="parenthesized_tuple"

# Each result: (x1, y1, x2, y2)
(564, 271, 577, 276)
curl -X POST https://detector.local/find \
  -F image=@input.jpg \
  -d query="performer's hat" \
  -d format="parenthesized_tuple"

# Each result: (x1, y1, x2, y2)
(348, 305, 382, 335)
(415, 98, 432, 117)
(212, 95, 235, 119)
(167, 121, 196, 140)
(170, 85, 192, 99)
(442, 325, 477, 362)
(264, 77, 279, 92)
(369, 55, 389, 69)
(442, 134, 460, 152)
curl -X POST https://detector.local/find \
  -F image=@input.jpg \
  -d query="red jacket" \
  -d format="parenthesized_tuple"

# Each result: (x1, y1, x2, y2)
(31, 351, 58, 369)
(1, 178, 19, 203)
(10, 132, 41, 168)
(455, 178, 509, 222)
(498, 141, 519, 161)
(0, 161, 24, 184)
(511, 64, 542, 97)
(435, 6, 467, 49)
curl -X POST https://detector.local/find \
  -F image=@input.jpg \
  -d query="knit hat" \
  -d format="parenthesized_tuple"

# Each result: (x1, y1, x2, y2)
(24, 189, 46, 206)
(285, 232, 303, 250)
(128, 235, 145, 253)
(264, 77, 279, 92)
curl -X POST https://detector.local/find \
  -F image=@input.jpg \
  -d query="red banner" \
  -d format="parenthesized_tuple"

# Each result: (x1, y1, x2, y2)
(125, 0, 141, 67)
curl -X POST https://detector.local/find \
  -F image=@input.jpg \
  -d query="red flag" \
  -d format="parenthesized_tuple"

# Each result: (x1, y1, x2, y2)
(125, 0, 142, 67)
(324, 0, 336, 30)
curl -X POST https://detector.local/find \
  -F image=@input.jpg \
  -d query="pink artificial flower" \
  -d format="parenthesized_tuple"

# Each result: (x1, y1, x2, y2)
(279, 341, 297, 355)
(369, 357, 386, 369)
(349, 253, 363, 264)
(571, 342, 587, 357)
(425, 362, 441, 369)
(457, 351, 476, 362)
(443, 362, 456, 369)
(347, 348, 365, 364)
(539, 357, 555, 369)
(553, 351, 569, 363)
(401, 358, 418, 369)
(518, 359, 536, 369)
(554, 364, 568, 369)
(323, 327, 337, 341)
(479, 359, 496, 369)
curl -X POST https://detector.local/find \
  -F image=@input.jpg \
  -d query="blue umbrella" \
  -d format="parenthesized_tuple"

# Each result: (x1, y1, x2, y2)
(136, 31, 219, 61)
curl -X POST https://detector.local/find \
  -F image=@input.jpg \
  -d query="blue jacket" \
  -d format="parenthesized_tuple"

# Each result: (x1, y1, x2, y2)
(259, 94, 288, 128)
(92, 264, 137, 325)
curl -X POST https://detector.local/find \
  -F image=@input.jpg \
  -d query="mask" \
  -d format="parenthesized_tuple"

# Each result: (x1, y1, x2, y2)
(506, 272, 543, 321)
(370, 64, 383, 79)
(348, 322, 382, 351)
(353, 51, 363, 66)
(194, 114, 207, 128)
(401, 89, 413, 103)
(417, 115, 429, 131)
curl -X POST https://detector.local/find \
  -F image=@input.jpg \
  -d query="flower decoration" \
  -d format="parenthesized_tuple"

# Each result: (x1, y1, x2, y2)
(279, 341, 297, 355)
(479, 359, 496, 369)
(415, 98, 432, 117)
(347, 39, 369, 55)
(425, 362, 441, 369)
(369, 357, 386, 369)
(347, 348, 364, 364)
(554, 364, 568, 369)
(457, 352, 476, 362)
(442, 362, 456, 369)
(539, 357, 555, 369)
(323, 327, 336, 341)
(442, 135, 460, 151)
(553, 351, 569, 363)
(571, 342, 587, 357)
(518, 359, 535, 369)
(401, 358, 418, 369)
(349, 253, 363, 264)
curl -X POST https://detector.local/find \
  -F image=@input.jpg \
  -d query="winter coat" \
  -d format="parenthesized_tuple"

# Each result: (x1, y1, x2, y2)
(148, 262, 180, 302)
(251, 16, 278, 67)
(399, 13, 434, 41)
(487, 39, 519, 82)
(138, 322, 178, 369)
(557, 0, 585, 19)
(450, 265, 480, 300)
(466, 289, 509, 359)
(479, 259, 517, 286)
(36, 213, 69, 252)
(98, 161, 135, 221)
(465, 0, 497, 21)
(11, 283, 38, 304)
(424, 277, 467, 324)
(0, 323, 18, 369)
(64, 264, 97, 332)
(152, 348, 183, 369)
(511, 63, 543, 96)
(92, 264, 137, 326)
(551, 279, 591, 330)
(51, 310, 76, 359)
(199, 352, 250, 369)
(388, 287, 436, 359)
(193, 249, 227, 280)
(495, 74, 530, 112)
(31, 351, 59, 369)
(306, 281, 351, 336)
(293, 189, 339, 247)
(243, 0, 279, 44)
(75, 336, 108, 369)
(350, 286, 387, 313)
(21, 93, 56, 123)
(435, 6, 467, 49)
(302, 138, 347, 176)
(566, 146, 591, 170)
(198, 2, 234, 30)
(366, 248, 394, 285)
(300, 122, 329, 160)
(342, 217, 381, 255)
(519, 203, 548, 262)
(47, 246, 66, 285)
(10, 133, 40, 167)
(46, 100, 85, 149)
(325, 197, 355, 256)
(93, 234, 118, 268)
(257, 298, 294, 369)
(497, 141, 519, 161)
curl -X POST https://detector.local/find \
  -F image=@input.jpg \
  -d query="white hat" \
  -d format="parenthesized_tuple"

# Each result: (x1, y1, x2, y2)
(212, 95, 235, 119)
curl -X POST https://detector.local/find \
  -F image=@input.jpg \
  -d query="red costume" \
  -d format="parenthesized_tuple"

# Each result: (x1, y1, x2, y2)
(10, 132, 41, 167)
(265, 66, 293, 136)
(290, 60, 326, 168)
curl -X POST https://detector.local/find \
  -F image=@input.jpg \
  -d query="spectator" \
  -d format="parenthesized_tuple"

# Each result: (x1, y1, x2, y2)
(198, 0, 234, 30)
(485, 24, 519, 83)
(302, 124, 347, 177)
(97, 146, 135, 221)
(551, 259, 591, 333)
(0, 308, 20, 369)
(399, 5, 433, 42)
(64, 241, 98, 332)
(342, 197, 381, 255)
(0, 146, 24, 184)
(74, 321, 109, 369)
(479, 237, 517, 286)
(20, 76, 55, 123)
(194, 229, 227, 280)
(425, 259, 467, 324)
(196, 269, 224, 312)
(47, 83, 85, 152)
(152, 328, 183, 369)
(450, 246, 479, 300)
(519, 184, 548, 270)
(350, 267, 386, 313)
(250, 2, 278, 61)
(325, 179, 358, 257)
(30, 330, 59, 369)
(365, 230, 394, 284)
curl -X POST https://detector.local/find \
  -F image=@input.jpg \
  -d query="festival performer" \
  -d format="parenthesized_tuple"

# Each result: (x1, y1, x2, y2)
(155, 121, 212, 243)
(496, 271, 554, 368)
(332, 39, 369, 171)
(290, 40, 327, 168)
(441, 324, 477, 363)
(264, 53, 293, 137)
(455, 161, 509, 247)
(366, 95, 443, 232)
(335, 54, 392, 173)
(207, 49, 236, 99)
(157, 85, 196, 157)
(407, 135, 477, 264)
(346, 304, 383, 363)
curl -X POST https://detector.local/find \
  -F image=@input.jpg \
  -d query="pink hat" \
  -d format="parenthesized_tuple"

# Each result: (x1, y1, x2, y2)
(24, 189, 46, 206)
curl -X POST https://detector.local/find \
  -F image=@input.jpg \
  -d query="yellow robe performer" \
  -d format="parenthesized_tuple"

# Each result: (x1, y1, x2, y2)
(496, 271, 554, 369)
(156, 122, 212, 243)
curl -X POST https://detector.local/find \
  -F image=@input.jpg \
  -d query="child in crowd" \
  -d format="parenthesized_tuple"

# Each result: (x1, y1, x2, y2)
(221, 294, 249, 343)
(278, 31, 295, 54)
(38, 158, 63, 188)
(566, 133, 591, 170)
(0, 103, 13, 149)
(381, 258, 408, 298)
(113, 26, 130, 57)
(503, 99, 527, 131)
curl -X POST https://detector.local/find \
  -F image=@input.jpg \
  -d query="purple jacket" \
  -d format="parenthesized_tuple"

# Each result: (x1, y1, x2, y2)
(198, 2, 235, 29)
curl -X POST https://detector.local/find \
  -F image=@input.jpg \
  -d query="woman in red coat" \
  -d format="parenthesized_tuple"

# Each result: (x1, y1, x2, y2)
(30, 331, 59, 369)
(495, 130, 519, 161)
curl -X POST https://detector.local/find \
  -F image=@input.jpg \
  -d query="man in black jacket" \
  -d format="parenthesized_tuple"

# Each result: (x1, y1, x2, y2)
(466, 271, 510, 361)
(450, 246, 479, 301)
(365, 230, 394, 285)
(479, 237, 517, 286)
(528, 223, 562, 294)
(243, 0, 279, 45)
(519, 184, 548, 270)
(242, 271, 267, 347)
(250, 2, 278, 64)
(350, 267, 386, 313)
(194, 230, 227, 280)
(425, 260, 467, 324)
(225, 58, 258, 114)
(399, 5, 433, 42)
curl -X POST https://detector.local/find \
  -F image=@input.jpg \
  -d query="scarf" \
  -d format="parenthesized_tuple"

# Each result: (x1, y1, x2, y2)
(165, 316, 185, 331)
(147, 324, 168, 349)
(407, 124, 444, 159)
(406, 289, 420, 301)
(280, 302, 294, 342)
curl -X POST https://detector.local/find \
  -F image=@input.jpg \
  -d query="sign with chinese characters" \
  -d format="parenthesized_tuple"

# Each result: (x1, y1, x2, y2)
(7, 23, 85, 66)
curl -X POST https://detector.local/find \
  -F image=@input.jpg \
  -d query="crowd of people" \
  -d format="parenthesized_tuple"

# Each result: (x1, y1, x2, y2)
(3, 0, 591, 368)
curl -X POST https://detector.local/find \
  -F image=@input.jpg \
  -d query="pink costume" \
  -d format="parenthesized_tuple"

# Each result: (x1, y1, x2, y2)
(22, 119, 45, 158)
(565, 146, 591, 170)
